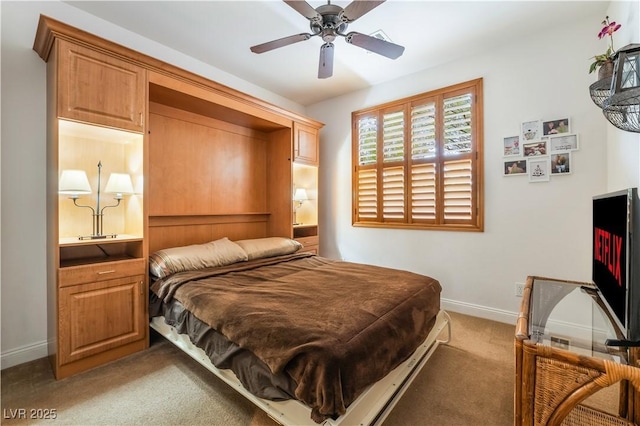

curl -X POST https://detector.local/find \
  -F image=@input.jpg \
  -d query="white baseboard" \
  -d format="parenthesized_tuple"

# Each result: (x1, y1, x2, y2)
(441, 297, 519, 325)
(1, 340, 48, 370)
(441, 299, 603, 352)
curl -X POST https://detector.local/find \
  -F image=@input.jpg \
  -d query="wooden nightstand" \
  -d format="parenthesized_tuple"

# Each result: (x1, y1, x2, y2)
(294, 225, 319, 254)
(53, 236, 148, 379)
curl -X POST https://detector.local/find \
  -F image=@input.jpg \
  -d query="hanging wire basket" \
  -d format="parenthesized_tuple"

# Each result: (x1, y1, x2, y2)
(602, 88, 640, 133)
(589, 77, 612, 108)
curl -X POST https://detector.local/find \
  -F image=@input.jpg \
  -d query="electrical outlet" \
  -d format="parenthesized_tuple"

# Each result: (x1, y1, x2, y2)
(515, 282, 525, 297)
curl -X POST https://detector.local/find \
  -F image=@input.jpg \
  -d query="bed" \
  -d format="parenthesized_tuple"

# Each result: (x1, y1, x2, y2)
(148, 237, 450, 425)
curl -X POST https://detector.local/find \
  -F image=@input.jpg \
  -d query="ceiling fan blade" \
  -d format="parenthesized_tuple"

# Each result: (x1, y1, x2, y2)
(318, 43, 334, 79)
(345, 32, 405, 59)
(340, 0, 385, 23)
(283, 0, 321, 22)
(250, 33, 312, 54)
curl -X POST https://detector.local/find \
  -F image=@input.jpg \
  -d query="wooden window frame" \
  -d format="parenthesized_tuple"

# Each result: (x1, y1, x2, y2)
(352, 78, 484, 232)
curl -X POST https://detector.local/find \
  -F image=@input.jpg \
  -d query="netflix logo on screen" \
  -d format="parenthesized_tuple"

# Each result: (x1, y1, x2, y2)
(594, 227, 623, 287)
(592, 188, 640, 342)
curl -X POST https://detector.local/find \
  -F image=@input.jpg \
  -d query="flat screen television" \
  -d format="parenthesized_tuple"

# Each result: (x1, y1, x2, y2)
(592, 187, 640, 343)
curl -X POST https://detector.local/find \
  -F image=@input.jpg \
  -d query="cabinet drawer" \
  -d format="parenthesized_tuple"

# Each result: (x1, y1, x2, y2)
(58, 258, 146, 287)
(296, 236, 318, 254)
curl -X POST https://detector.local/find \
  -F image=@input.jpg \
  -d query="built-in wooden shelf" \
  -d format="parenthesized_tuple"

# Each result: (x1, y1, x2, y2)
(59, 234, 143, 247)
(294, 225, 318, 239)
(59, 235, 144, 268)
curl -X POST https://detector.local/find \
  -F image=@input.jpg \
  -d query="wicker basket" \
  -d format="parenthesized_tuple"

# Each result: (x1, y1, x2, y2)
(562, 404, 634, 426)
(534, 357, 601, 425)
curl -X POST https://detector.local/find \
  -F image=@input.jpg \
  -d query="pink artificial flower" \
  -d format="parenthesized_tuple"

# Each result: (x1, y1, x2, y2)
(590, 16, 622, 74)
(597, 20, 621, 39)
(608, 23, 622, 35)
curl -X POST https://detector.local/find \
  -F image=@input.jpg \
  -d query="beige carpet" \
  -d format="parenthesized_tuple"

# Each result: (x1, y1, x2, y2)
(1, 312, 515, 425)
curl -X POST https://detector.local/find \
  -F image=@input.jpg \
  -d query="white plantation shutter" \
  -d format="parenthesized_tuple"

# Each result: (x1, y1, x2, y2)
(411, 102, 437, 160)
(443, 94, 472, 155)
(382, 166, 404, 220)
(353, 79, 483, 231)
(443, 159, 473, 221)
(383, 110, 404, 163)
(356, 115, 379, 221)
(441, 92, 474, 222)
(358, 116, 377, 166)
(357, 169, 377, 220)
(382, 110, 405, 220)
(410, 163, 437, 221)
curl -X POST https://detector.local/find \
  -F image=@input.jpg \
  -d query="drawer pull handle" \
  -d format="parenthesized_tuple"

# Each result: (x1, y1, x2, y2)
(97, 270, 116, 275)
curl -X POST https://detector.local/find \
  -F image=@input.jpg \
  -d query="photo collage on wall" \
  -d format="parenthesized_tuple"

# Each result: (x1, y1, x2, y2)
(502, 117, 579, 182)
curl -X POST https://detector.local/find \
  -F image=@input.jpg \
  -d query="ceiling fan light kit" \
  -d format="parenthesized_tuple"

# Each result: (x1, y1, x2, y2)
(250, 0, 405, 79)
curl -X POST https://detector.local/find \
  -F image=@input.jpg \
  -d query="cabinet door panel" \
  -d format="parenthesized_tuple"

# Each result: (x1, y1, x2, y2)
(58, 275, 145, 365)
(294, 122, 319, 165)
(57, 39, 145, 132)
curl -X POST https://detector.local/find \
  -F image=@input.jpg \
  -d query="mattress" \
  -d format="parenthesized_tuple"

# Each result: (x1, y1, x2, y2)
(150, 253, 441, 423)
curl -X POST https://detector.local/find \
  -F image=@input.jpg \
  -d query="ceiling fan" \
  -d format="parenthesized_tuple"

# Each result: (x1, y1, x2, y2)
(250, 0, 405, 79)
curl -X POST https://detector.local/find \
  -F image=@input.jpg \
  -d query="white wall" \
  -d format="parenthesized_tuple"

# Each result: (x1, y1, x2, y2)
(605, 1, 640, 190)
(307, 4, 639, 324)
(0, 1, 305, 369)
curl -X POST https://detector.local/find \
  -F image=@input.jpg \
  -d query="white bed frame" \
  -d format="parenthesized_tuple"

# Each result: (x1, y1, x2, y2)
(150, 310, 450, 426)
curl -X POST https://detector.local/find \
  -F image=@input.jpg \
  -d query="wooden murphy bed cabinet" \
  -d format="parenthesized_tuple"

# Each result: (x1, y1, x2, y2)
(34, 15, 322, 378)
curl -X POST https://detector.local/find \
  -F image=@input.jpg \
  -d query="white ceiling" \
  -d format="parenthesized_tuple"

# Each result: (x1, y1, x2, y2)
(64, 0, 608, 106)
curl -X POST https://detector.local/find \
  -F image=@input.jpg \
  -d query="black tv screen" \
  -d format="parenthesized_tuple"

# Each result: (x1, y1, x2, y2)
(592, 188, 640, 342)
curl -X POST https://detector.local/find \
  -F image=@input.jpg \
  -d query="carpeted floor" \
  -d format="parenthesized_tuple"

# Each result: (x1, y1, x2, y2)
(1, 312, 515, 425)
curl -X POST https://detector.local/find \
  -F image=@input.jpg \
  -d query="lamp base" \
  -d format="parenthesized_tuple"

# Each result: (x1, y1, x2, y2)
(78, 233, 118, 241)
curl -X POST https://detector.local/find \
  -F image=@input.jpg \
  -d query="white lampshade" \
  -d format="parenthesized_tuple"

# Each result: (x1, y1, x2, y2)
(59, 170, 92, 195)
(104, 173, 134, 196)
(293, 188, 308, 201)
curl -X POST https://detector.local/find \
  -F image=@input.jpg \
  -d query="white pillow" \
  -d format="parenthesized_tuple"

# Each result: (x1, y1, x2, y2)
(149, 237, 248, 278)
(235, 237, 302, 261)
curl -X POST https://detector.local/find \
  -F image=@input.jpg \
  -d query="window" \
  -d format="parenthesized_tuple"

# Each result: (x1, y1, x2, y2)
(352, 78, 483, 231)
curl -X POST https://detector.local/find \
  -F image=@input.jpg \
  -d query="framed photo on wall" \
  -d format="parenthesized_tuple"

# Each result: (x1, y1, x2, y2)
(542, 118, 570, 136)
(504, 159, 527, 176)
(549, 134, 579, 152)
(521, 120, 542, 142)
(528, 158, 550, 182)
(551, 152, 572, 175)
(503, 136, 521, 157)
(523, 140, 548, 157)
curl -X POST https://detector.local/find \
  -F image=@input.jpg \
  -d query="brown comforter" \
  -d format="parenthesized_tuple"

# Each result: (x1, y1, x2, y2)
(151, 253, 441, 423)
